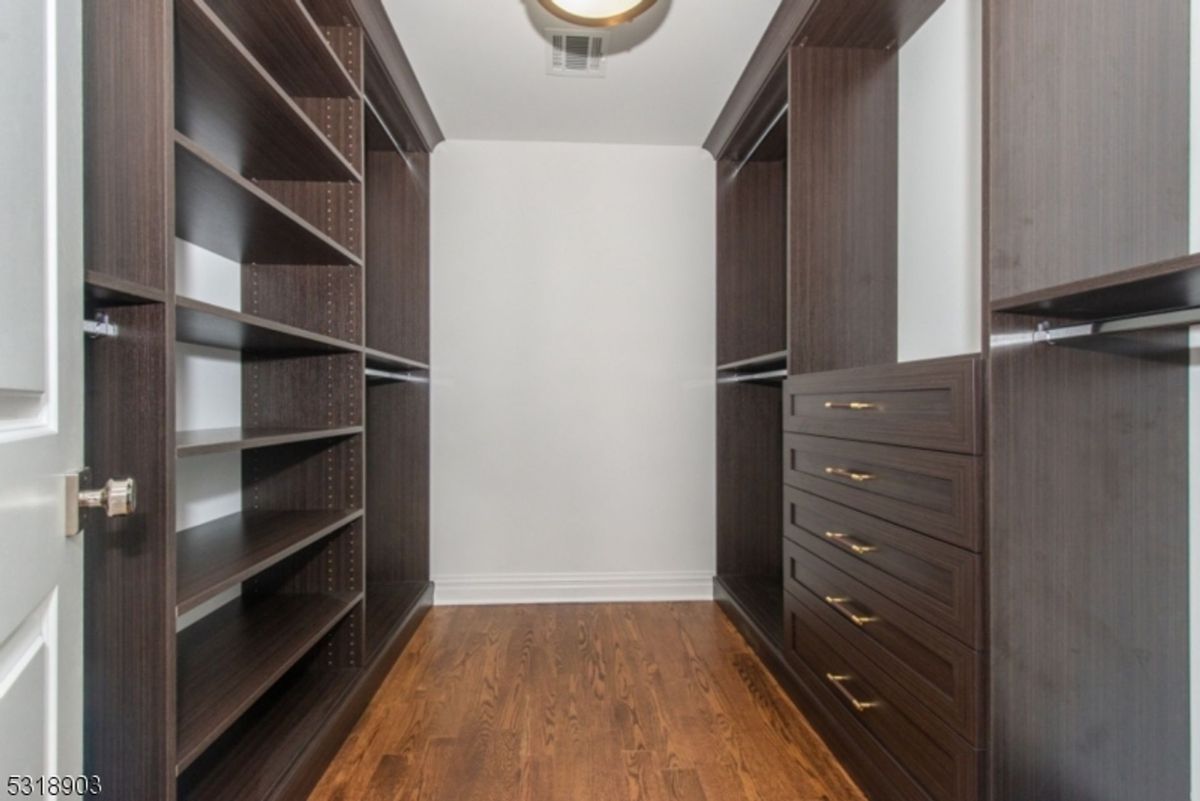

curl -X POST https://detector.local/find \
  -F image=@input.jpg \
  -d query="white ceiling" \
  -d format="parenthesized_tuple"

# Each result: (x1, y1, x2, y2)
(381, 0, 782, 147)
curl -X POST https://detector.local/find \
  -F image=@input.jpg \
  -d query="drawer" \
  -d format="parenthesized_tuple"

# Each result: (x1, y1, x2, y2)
(784, 434, 983, 551)
(784, 487, 982, 648)
(784, 591, 982, 801)
(785, 539, 983, 744)
(783, 356, 983, 454)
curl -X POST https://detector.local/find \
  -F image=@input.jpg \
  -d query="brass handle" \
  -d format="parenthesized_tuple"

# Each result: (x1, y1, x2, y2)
(78, 478, 137, 518)
(824, 596, 878, 627)
(824, 531, 878, 555)
(825, 673, 878, 712)
(824, 467, 875, 483)
(824, 401, 879, 412)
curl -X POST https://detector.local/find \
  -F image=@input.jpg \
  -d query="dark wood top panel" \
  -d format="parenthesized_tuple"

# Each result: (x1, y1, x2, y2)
(176, 592, 361, 771)
(176, 296, 363, 355)
(176, 0, 362, 181)
(176, 510, 364, 616)
(176, 426, 363, 458)
(798, 0, 944, 48)
(201, 0, 358, 98)
(175, 135, 362, 266)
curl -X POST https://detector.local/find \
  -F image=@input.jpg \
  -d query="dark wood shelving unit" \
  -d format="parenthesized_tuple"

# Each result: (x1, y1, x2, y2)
(717, 350, 788, 374)
(177, 510, 364, 615)
(85, 0, 440, 797)
(717, 575, 784, 646)
(176, 296, 362, 355)
(175, 135, 362, 266)
(176, 426, 363, 458)
(175, 0, 361, 182)
(176, 591, 361, 770)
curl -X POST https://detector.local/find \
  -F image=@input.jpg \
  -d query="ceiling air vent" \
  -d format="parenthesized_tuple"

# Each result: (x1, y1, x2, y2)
(547, 29, 607, 77)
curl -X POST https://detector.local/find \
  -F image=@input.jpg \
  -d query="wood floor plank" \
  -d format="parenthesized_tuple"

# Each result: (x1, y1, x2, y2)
(308, 603, 867, 801)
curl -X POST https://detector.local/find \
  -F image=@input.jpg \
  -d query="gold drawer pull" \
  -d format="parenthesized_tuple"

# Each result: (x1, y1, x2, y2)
(824, 596, 879, 627)
(825, 466, 875, 483)
(826, 673, 879, 712)
(824, 531, 878, 555)
(824, 401, 879, 412)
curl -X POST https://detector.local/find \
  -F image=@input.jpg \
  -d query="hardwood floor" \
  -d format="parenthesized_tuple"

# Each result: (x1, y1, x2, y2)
(308, 602, 867, 801)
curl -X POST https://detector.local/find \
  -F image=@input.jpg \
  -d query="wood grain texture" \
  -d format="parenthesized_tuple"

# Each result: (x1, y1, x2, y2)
(309, 603, 868, 801)
(366, 150, 431, 362)
(243, 264, 364, 344)
(985, 0, 1191, 303)
(716, 159, 787, 367)
(176, 295, 361, 354)
(788, 47, 897, 375)
(365, 381, 430, 585)
(988, 315, 1189, 801)
(798, 0, 943, 48)
(717, 384, 783, 580)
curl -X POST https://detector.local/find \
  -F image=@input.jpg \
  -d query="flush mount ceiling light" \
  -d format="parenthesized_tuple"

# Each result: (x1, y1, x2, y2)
(537, 0, 659, 27)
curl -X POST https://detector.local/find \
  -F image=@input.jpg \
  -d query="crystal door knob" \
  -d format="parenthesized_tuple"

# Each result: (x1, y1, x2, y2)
(78, 477, 136, 518)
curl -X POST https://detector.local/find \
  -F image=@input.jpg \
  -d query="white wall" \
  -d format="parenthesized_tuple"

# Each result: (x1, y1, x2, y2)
(897, 0, 983, 362)
(430, 140, 716, 604)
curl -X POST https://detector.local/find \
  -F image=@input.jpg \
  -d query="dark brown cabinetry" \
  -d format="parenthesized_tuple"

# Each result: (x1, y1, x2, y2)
(83, 1, 441, 798)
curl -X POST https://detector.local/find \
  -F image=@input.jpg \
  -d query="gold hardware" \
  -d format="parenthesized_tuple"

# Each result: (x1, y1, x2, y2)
(78, 477, 137, 519)
(825, 673, 878, 712)
(824, 596, 878, 627)
(824, 467, 875, 483)
(824, 531, 878, 555)
(824, 401, 879, 411)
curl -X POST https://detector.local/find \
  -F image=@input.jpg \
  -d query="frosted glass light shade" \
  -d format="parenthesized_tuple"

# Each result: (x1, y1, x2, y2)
(537, 0, 659, 27)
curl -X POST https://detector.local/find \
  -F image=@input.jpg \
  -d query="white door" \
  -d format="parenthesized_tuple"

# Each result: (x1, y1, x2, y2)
(0, 0, 85, 796)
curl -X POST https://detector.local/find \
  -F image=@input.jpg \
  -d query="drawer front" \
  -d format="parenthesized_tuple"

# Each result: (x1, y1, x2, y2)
(784, 434, 983, 551)
(785, 487, 982, 648)
(785, 539, 983, 744)
(785, 591, 981, 801)
(783, 357, 983, 454)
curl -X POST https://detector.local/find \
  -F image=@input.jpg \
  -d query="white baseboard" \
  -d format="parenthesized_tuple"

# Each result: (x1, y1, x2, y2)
(432, 571, 715, 606)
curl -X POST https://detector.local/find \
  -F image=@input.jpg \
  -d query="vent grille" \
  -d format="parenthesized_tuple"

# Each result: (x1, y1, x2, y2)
(547, 29, 606, 77)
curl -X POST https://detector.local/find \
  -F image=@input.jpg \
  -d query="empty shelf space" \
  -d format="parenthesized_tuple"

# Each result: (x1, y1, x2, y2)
(176, 591, 361, 772)
(719, 575, 783, 647)
(366, 581, 429, 659)
(177, 426, 363, 458)
(992, 251, 1200, 320)
(178, 661, 357, 801)
(176, 296, 362, 354)
(199, 0, 357, 99)
(177, 510, 364, 616)
(86, 271, 168, 306)
(176, 134, 362, 266)
(364, 347, 430, 372)
(175, 0, 361, 182)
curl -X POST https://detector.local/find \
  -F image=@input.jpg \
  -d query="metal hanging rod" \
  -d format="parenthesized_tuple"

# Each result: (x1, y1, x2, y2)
(717, 369, 788, 385)
(365, 368, 430, 384)
(734, 103, 789, 173)
(1034, 306, 1200, 345)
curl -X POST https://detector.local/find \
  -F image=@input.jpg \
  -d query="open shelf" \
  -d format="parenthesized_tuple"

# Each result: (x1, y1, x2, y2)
(199, 0, 357, 99)
(176, 426, 363, 458)
(364, 347, 430, 372)
(717, 350, 788, 374)
(176, 296, 362, 355)
(991, 251, 1200, 320)
(86, 271, 168, 306)
(179, 657, 357, 801)
(176, 134, 362, 267)
(719, 575, 784, 647)
(175, 0, 361, 182)
(366, 581, 429, 659)
(176, 591, 361, 771)
(177, 510, 364, 616)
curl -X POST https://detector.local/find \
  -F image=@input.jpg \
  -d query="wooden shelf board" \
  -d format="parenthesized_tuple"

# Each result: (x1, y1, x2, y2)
(717, 350, 789, 373)
(176, 591, 362, 772)
(365, 581, 428, 659)
(176, 426, 363, 458)
(175, 0, 361, 182)
(991, 252, 1200, 320)
(717, 575, 784, 648)
(364, 347, 430, 372)
(176, 134, 362, 267)
(176, 296, 363, 355)
(85, 271, 168, 305)
(201, 0, 358, 99)
(176, 510, 364, 616)
(178, 660, 357, 801)
(365, 96, 404, 154)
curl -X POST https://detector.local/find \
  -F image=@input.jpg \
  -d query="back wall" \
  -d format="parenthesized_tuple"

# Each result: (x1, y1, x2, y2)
(429, 140, 716, 604)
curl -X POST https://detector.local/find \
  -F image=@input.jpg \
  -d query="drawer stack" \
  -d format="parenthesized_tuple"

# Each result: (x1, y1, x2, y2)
(780, 356, 985, 801)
